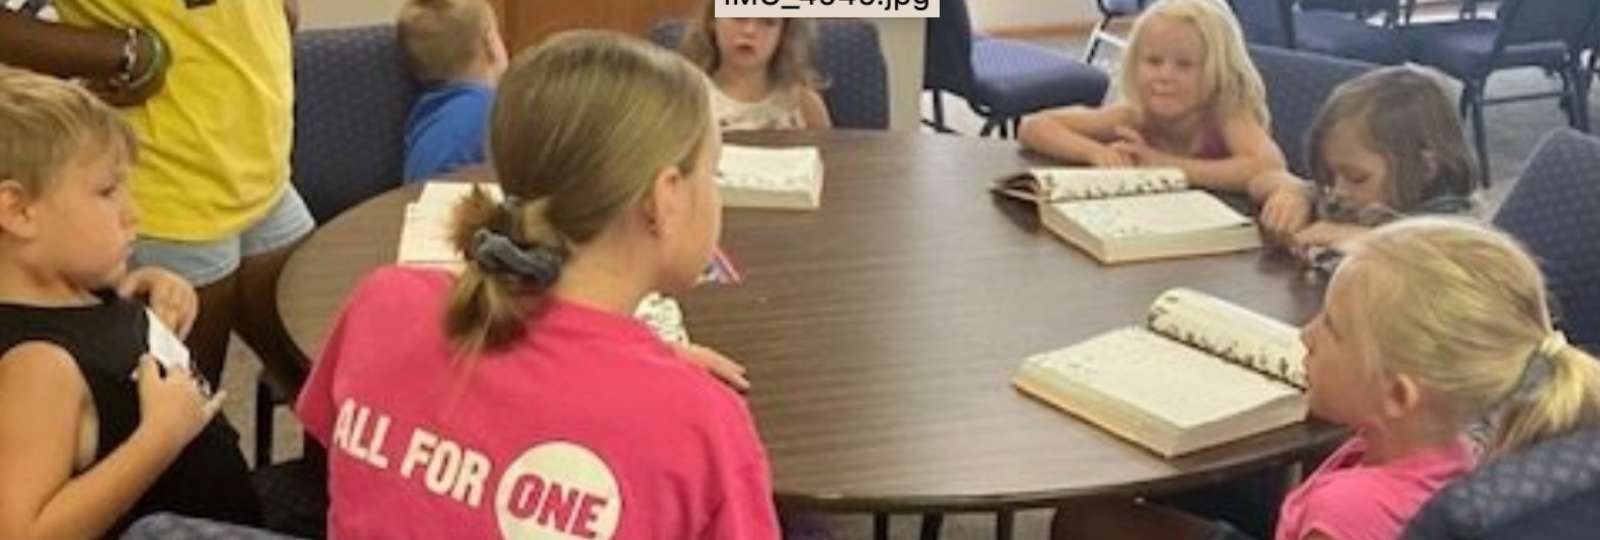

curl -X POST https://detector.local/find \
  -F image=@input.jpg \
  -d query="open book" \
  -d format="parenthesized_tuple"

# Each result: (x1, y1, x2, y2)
(396, 182, 502, 270)
(994, 168, 1261, 264)
(717, 145, 824, 210)
(1013, 288, 1307, 457)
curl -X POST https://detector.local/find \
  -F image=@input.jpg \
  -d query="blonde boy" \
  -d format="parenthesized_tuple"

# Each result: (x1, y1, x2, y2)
(398, 0, 509, 182)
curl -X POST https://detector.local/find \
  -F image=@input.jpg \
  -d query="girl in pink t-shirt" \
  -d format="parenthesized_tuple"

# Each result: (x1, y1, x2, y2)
(297, 31, 780, 539)
(1053, 218, 1600, 540)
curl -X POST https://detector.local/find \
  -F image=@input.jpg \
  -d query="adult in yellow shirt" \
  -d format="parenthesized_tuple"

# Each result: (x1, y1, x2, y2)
(0, 1, 309, 392)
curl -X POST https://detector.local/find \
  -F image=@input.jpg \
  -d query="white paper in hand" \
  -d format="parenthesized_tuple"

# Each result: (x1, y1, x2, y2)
(145, 308, 191, 371)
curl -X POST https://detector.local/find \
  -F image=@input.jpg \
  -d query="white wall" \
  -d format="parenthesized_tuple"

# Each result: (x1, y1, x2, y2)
(300, 0, 406, 29)
(869, 19, 924, 131)
(968, 0, 1096, 32)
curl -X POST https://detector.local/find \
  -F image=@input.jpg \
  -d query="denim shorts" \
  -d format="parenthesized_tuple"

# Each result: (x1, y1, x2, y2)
(132, 187, 314, 287)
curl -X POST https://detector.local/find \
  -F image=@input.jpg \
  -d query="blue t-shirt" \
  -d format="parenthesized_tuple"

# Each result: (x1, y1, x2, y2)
(402, 82, 494, 183)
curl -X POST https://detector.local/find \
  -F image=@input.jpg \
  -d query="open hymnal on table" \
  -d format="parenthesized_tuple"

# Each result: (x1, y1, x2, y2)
(717, 144, 824, 210)
(1013, 288, 1307, 457)
(993, 168, 1260, 264)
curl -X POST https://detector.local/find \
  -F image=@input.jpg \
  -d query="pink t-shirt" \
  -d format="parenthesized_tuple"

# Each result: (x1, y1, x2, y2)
(296, 267, 780, 540)
(1275, 434, 1475, 540)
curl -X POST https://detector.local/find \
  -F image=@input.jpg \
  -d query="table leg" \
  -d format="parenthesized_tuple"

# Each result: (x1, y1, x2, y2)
(920, 512, 944, 540)
(996, 510, 1014, 540)
(874, 513, 889, 540)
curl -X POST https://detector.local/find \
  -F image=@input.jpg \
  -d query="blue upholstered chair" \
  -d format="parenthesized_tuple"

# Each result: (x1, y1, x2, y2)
(291, 25, 420, 224)
(650, 19, 889, 129)
(1492, 128, 1600, 351)
(1403, 428, 1600, 540)
(808, 20, 889, 130)
(1085, 0, 1147, 64)
(1232, 0, 1411, 65)
(1300, 0, 1399, 19)
(924, 0, 1109, 138)
(1249, 45, 1376, 176)
(1403, 0, 1600, 183)
(269, 23, 419, 465)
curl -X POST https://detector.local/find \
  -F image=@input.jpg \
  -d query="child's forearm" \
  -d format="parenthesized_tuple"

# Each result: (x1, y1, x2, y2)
(15, 428, 182, 540)
(1019, 117, 1111, 164)
(1248, 170, 1308, 203)
(1165, 155, 1279, 194)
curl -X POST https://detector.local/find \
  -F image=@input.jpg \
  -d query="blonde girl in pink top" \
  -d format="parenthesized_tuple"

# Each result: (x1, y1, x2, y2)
(1053, 218, 1600, 540)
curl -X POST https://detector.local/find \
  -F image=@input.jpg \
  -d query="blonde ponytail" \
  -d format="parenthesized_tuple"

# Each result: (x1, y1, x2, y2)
(1492, 333, 1600, 456)
(1339, 218, 1600, 453)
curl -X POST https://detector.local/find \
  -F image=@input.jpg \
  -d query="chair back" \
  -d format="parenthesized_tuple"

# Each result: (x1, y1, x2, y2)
(1249, 45, 1376, 175)
(1493, 0, 1600, 54)
(814, 20, 889, 129)
(1232, 0, 1296, 47)
(1403, 428, 1600, 540)
(291, 25, 419, 223)
(1493, 128, 1600, 349)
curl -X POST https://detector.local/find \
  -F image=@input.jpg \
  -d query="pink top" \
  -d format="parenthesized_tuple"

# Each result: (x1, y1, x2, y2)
(1275, 435, 1475, 540)
(1138, 121, 1230, 160)
(297, 267, 780, 540)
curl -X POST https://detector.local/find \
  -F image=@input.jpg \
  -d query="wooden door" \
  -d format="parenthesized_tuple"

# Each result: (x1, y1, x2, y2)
(486, 0, 705, 55)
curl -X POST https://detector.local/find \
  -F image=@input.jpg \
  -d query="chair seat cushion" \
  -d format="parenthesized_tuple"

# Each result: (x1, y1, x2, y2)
(968, 37, 1109, 116)
(1406, 20, 1569, 79)
(252, 458, 328, 538)
(1296, 11, 1412, 64)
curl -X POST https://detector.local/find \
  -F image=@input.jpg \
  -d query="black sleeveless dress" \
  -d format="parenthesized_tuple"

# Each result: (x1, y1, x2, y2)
(0, 291, 261, 535)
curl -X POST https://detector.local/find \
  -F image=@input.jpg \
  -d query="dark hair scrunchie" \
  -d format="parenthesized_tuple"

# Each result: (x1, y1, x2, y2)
(471, 228, 563, 288)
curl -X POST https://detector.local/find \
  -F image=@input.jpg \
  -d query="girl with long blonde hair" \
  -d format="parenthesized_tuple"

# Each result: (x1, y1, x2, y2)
(1020, 0, 1284, 192)
(1053, 218, 1600, 540)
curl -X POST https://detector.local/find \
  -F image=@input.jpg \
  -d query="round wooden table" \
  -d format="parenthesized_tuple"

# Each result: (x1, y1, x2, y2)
(278, 130, 1341, 521)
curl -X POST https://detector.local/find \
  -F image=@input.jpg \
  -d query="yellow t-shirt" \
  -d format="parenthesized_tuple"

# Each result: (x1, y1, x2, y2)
(56, 0, 293, 242)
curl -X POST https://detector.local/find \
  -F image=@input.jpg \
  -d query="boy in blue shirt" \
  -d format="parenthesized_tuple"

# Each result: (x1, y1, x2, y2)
(398, 0, 507, 183)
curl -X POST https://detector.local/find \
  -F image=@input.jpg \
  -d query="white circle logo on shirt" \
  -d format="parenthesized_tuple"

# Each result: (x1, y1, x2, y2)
(494, 442, 623, 540)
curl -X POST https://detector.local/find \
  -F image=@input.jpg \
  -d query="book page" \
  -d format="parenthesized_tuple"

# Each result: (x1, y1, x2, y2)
(1034, 167, 1187, 201)
(400, 182, 502, 267)
(145, 309, 191, 371)
(397, 203, 462, 266)
(635, 292, 690, 345)
(1021, 327, 1301, 429)
(718, 145, 822, 194)
(1053, 191, 1251, 239)
(418, 182, 501, 212)
(1146, 288, 1307, 388)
